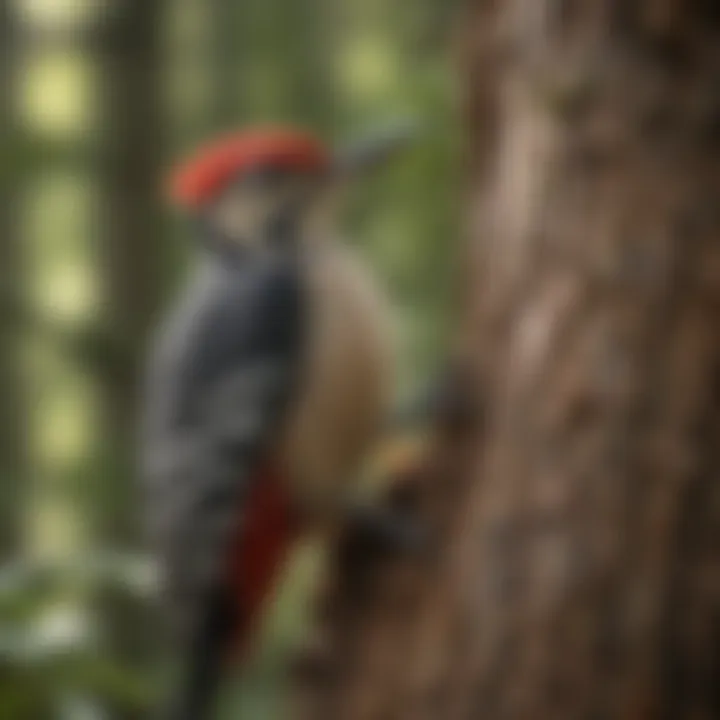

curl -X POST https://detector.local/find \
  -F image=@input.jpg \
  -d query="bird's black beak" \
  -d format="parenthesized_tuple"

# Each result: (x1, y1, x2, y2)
(331, 119, 421, 179)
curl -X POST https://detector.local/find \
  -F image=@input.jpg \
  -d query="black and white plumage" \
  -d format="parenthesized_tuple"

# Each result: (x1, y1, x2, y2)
(141, 124, 413, 720)
(142, 251, 304, 634)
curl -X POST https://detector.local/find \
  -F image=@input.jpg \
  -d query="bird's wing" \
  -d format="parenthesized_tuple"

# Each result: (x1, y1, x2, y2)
(142, 254, 305, 633)
(142, 255, 305, 720)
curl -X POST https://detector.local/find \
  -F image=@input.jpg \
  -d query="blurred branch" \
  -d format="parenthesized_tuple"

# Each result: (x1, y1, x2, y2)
(0, 283, 132, 388)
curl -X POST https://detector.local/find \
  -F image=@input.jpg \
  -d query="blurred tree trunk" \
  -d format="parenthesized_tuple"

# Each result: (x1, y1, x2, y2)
(0, 1, 27, 562)
(207, 0, 247, 130)
(94, 0, 167, 675)
(280, 0, 337, 130)
(293, 2, 720, 719)
(95, 0, 167, 548)
(244, 0, 334, 132)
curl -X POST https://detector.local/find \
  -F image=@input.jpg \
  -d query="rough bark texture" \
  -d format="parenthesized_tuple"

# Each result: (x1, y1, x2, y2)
(293, 2, 720, 719)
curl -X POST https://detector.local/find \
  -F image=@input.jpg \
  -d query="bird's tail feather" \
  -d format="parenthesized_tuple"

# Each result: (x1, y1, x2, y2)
(161, 589, 234, 720)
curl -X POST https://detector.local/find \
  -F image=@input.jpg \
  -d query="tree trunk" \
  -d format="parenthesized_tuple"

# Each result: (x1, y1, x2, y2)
(207, 0, 247, 131)
(292, 2, 720, 719)
(279, 0, 337, 131)
(94, 0, 166, 549)
(93, 0, 167, 675)
(0, 1, 27, 562)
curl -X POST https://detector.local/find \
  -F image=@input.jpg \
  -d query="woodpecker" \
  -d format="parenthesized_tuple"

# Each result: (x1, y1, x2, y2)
(141, 123, 417, 719)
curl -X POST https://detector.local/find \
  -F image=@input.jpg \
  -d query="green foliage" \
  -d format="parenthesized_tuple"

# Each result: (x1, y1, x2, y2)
(0, 553, 158, 718)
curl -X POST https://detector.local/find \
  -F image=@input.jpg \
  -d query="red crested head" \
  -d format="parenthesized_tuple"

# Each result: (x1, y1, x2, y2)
(168, 128, 331, 209)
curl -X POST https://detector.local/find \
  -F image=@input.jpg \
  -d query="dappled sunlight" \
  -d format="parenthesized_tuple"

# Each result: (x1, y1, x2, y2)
(21, 52, 92, 139)
(37, 378, 93, 465)
(40, 263, 96, 320)
(343, 38, 398, 101)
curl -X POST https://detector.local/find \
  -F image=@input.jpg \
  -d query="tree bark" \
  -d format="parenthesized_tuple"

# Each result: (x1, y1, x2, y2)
(293, 2, 720, 719)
